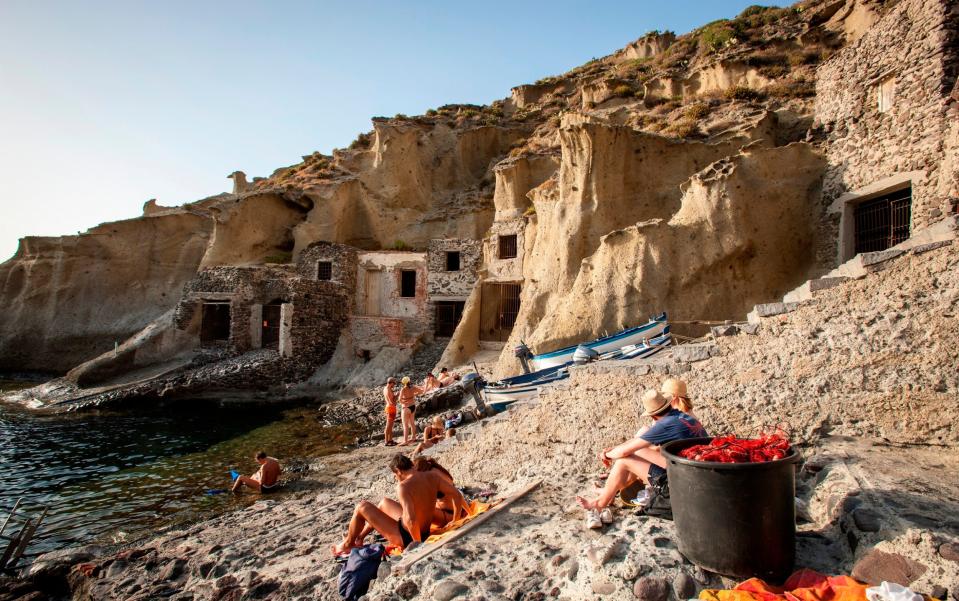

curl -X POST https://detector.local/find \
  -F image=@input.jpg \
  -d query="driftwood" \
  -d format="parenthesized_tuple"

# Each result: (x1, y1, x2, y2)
(393, 479, 542, 575)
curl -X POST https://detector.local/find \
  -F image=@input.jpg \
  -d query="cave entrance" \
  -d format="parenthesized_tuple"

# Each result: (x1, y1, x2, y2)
(853, 186, 912, 255)
(479, 283, 521, 342)
(261, 300, 285, 350)
(200, 302, 231, 346)
(434, 301, 465, 338)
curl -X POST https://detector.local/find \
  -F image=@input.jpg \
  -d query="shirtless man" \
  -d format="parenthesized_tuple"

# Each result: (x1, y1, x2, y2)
(332, 454, 468, 555)
(437, 367, 456, 387)
(232, 451, 281, 493)
(422, 372, 441, 392)
(383, 377, 399, 447)
(398, 377, 424, 444)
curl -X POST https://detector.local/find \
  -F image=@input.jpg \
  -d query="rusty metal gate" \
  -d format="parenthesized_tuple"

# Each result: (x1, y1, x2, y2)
(434, 301, 465, 337)
(261, 302, 283, 349)
(854, 187, 911, 255)
(480, 283, 521, 342)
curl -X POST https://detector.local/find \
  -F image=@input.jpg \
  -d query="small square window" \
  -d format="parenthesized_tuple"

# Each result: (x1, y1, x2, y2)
(498, 235, 518, 259)
(317, 261, 332, 281)
(445, 251, 461, 271)
(878, 76, 895, 113)
(400, 270, 417, 298)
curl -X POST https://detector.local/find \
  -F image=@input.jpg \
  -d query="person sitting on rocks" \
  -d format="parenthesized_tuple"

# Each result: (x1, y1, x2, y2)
(232, 451, 281, 494)
(438, 367, 456, 387)
(332, 454, 467, 555)
(422, 372, 441, 392)
(398, 377, 424, 445)
(412, 456, 464, 528)
(411, 416, 446, 456)
(383, 377, 399, 447)
(576, 389, 707, 528)
(634, 378, 696, 437)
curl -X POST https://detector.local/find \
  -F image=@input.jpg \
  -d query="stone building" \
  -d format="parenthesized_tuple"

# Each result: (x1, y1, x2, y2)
(815, 0, 959, 265)
(172, 242, 355, 370)
(427, 239, 482, 337)
(350, 250, 430, 355)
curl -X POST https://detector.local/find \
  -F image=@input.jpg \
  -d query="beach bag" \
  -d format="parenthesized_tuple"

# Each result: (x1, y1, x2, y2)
(338, 543, 385, 600)
(636, 472, 672, 520)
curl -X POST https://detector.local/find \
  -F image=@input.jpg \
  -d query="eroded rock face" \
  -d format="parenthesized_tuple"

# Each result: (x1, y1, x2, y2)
(495, 142, 824, 376)
(0, 212, 212, 373)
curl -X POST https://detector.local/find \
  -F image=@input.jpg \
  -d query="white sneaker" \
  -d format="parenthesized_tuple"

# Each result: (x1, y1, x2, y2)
(585, 509, 603, 529)
(599, 507, 613, 524)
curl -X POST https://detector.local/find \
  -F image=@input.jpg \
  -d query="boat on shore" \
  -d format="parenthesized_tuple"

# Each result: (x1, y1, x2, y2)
(482, 326, 673, 410)
(519, 313, 668, 372)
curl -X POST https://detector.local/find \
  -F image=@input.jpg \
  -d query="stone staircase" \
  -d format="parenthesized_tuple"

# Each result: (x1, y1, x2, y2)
(746, 215, 957, 325)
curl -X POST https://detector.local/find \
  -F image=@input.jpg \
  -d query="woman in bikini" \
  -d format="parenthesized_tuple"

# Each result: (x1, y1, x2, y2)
(398, 376, 424, 445)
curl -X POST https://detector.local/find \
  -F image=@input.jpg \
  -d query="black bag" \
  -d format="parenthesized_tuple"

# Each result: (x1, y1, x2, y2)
(338, 543, 385, 601)
(636, 472, 672, 520)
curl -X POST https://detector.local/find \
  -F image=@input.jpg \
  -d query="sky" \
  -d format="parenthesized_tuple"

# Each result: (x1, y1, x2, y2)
(0, 0, 773, 262)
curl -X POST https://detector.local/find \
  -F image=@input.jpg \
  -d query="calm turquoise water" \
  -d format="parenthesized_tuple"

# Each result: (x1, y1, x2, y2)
(0, 380, 360, 565)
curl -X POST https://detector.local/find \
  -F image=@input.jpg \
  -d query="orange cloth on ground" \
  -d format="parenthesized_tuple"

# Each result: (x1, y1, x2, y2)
(424, 499, 496, 544)
(699, 570, 870, 601)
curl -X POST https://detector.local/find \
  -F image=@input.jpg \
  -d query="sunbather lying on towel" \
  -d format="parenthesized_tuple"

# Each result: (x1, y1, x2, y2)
(576, 389, 707, 528)
(332, 454, 468, 555)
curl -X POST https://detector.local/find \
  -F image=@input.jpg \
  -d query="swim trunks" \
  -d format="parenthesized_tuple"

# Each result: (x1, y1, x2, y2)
(385, 404, 397, 418)
(397, 519, 428, 548)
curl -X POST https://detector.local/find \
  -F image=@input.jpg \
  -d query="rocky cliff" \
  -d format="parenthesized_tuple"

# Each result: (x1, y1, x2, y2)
(0, 0, 919, 382)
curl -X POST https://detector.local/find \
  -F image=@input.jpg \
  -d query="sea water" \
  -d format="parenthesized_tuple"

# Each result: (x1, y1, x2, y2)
(0, 378, 360, 564)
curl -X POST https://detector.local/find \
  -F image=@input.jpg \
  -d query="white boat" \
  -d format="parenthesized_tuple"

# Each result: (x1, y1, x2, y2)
(525, 313, 668, 371)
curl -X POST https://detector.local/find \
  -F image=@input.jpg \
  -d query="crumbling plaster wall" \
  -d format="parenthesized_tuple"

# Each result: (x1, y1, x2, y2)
(815, 0, 959, 264)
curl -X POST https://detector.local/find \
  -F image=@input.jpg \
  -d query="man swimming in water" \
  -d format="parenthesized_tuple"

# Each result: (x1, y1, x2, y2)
(331, 454, 468, 555)
(232, 451, 281, 493)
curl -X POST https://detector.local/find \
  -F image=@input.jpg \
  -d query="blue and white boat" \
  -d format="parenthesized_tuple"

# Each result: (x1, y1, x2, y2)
(525, 313, 668, 371)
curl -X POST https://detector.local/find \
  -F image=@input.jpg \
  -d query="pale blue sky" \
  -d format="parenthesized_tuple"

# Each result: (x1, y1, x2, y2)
(0, 1, 772, 261)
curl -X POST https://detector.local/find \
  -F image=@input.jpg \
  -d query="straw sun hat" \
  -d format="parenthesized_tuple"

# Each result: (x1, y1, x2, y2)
(641, 389, 671, 417)
(660, 378, 688, 398)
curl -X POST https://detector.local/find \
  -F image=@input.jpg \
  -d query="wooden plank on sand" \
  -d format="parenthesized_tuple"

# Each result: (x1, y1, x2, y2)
(393, 479, 542, 575)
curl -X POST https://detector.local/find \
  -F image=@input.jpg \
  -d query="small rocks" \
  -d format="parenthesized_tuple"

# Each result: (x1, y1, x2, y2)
(158, 558, 187, 582)
(938, 542, 959, 563)
(395, 579, 419, 600)
(851, 549, 927, 586)
(633, 576, 670, 601)
(433, 579, 469, 601)
(592, 579, 617, 595)
(930, 585, 948, 599)
(851, 508, 882, 532)
(673, 572, 699, 599)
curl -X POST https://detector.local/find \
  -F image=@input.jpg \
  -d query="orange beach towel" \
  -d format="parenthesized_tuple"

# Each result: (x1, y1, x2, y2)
(425, 499, 496, 543)
(699, 569, 871, 601)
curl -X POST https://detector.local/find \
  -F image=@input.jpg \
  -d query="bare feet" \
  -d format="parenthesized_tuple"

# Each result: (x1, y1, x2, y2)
(576, 495, 599, 511)
(331, 540, 357, 557)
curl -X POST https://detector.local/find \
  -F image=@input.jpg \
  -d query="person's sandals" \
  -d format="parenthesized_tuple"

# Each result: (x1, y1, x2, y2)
(599, 507, 613, 524)
(384, 440, 397, 446)
(585, 509, 603, 530)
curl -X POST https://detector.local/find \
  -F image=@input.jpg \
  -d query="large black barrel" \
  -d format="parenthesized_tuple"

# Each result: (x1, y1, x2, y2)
(661, 437, 799, 582)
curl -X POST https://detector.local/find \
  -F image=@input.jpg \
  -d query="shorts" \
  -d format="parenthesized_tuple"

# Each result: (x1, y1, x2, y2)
(386, 405, 397, 418)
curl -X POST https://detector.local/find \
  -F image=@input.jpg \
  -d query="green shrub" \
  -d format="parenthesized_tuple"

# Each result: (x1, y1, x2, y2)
(724, 85, 763, 101)
(665, 117, 699, 138)
(523, 204, 536, 217)
(766, 79, 816, 98)
(425, 108, 438, 116)
(700, 20, 738, 53)
(684, 102, 710, 119)
(759, 64, 789, 79)
(394, 113, 408, 120)
(392, 240, 410, 251)
(460, 109, 478, 118)
(612, 84, 634, 97)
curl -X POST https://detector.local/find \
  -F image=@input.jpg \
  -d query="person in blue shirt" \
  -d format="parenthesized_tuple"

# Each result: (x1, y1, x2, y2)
(576, 388, 707, 526)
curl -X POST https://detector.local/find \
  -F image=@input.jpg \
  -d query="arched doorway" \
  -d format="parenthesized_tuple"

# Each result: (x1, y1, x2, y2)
(261, 299, 286, 349)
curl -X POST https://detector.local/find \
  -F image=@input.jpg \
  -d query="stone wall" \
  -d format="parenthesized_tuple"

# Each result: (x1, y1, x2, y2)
(172, 265, 350, 374)
(485, 219, 526, 283)
(815, 0, 959, 265)
(426, 238, 481, 300)
(296, 241, 358, 294)
(355, 251, 430, 337)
